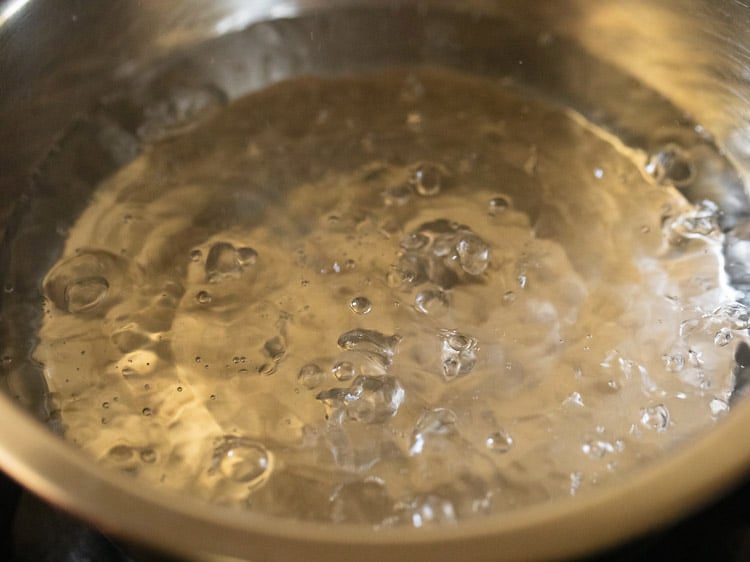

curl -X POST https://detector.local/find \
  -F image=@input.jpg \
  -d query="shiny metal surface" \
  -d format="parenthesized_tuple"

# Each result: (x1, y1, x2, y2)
(1, 1, 750, 561)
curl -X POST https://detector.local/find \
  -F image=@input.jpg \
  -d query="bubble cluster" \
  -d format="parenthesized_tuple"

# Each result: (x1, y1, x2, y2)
(317, 375, 405, 424)
(391, 220, 491, 291)
(28, 66, 750, 528)
(665, 200, 720, 244)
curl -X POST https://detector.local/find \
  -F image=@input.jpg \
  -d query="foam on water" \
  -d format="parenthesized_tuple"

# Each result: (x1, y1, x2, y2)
(24, 66, 750, 525)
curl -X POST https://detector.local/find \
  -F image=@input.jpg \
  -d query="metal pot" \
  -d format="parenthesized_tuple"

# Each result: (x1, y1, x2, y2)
(2, 1, 750, 560)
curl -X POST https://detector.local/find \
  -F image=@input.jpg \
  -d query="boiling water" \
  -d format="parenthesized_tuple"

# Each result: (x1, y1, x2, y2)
(16, 62, 750, 525)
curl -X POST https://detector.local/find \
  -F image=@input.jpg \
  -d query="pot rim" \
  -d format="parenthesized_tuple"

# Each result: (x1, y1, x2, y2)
(1, 391, 748, 562)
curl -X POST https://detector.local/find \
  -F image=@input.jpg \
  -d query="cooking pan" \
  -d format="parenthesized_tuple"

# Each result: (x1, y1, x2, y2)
(2, 1, 750, 561)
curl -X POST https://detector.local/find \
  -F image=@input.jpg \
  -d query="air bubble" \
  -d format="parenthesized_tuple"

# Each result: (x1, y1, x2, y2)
(140, 448, 157, 464)
(108, 445, 134, 463)
(196, 291, 212, 305)
(384, 183, 413, 207)
(662, 353, 685, 372)
(298, 363, 326, 389)
(714, 327, 733, 347)
(264, 336, 286, 361)
(401, 495, 457, 528)
(138, 84, 228, 143)
(646, 144, 695, 187)
(350, 296, 372, 315)
(581, 439, 615, 459)
(142, 407, 153, 416)
(386, 269, 406, 288)
(640, 404, 670, 431)
(205, 242, 257, 283)
(43, 250, 126, 314)
(488, 196, 511, 216)
(666, 200, 720, 243)
(337, 329, 401, 367)
(330, 478, 393, 524)
(210, 436, 272, 488)
(317, 375, 404, 424)
(190, 249, 203, 262)
(411, 163, 443, 196)
(712, 302, 750, 330)
(415, 288, 449, 315)
(410, 408, 458, 455)
(709, 398, 730, 417)
(688, 349, 704, 367)
(237, 247, 259, 265)
(563, 392, 584, 408)
(332, 361, 356, 381)
(439, 330, 478, 381)
(64, 277, 109, 313)
(431, 235, 455, 258)
(570, 471, 584, 496)
(456, 233, 490, 275)
(485, 430, 513, 453)
(401, 232, 429, 251)
(393, 253, 428, 286)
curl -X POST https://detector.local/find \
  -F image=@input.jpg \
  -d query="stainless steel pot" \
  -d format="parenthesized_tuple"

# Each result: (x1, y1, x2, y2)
(2, 1, 750, 561)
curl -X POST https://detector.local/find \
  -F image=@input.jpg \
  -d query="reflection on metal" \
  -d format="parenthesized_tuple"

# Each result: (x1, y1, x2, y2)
(214, 0, 298, 35)
(0, 0, 31, 27)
